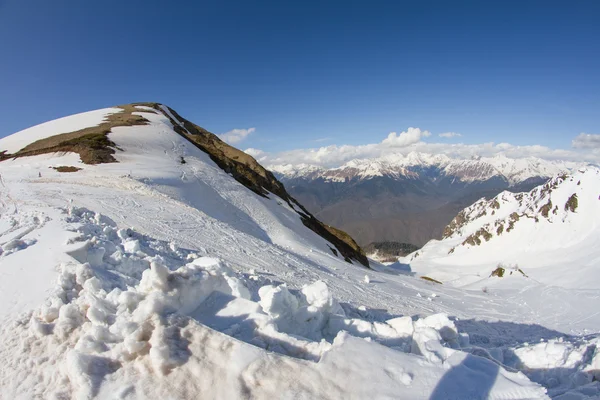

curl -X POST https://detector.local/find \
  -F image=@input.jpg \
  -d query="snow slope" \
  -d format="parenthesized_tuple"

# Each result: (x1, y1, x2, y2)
(0, 104, 598, 399)
(406, 168, 600, 290)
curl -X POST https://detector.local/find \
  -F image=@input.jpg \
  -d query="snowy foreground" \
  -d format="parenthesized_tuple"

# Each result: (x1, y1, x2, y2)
(0, 106, 598, 399)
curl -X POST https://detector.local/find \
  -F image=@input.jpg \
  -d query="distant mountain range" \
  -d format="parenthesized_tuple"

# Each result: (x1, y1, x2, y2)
(269, 153, 587, 247)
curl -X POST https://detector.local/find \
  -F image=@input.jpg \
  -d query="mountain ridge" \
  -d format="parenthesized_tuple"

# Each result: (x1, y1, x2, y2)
(0, 102, 368, 267)
(268, 152, 587, 247)
(269, 152, 585, 186)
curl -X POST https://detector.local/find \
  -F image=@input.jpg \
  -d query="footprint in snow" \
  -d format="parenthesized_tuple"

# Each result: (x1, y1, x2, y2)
(0, 238, 37, 257)
(384, 366, 413, 386)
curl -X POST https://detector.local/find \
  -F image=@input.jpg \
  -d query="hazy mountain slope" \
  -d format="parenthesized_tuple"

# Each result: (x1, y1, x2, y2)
(272, 154, 581, 247)
(279, 173, 546, 246)
(0, 105, 597, 399)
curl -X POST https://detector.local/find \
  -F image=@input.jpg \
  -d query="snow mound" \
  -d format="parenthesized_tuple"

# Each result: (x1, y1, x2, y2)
(0, 207, 549, 399)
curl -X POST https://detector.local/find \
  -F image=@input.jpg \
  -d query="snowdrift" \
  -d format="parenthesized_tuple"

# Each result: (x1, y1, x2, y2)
(0, 207, 548, 399)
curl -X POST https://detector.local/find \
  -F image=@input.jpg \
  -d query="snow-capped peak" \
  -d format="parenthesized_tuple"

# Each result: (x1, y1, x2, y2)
(269, 152, 583, 186)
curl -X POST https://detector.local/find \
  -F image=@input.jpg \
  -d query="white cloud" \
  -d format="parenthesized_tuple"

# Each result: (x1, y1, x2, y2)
(218, 127, 256, 144)
(243, 147, 267, 162)
(244, 147, 264, 157)
(382, 127, 431, 147)
(241, 128, 599, 169)
(572, 133, 600, 149)
(439, 132, 462, 138)
(313, 137, 332, 143)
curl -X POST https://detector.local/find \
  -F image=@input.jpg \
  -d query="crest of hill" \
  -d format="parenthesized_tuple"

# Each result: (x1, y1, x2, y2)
(0, 102, 368, 267)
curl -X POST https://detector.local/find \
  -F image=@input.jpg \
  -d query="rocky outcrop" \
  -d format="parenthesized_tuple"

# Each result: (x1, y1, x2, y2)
(441, 172, 585, 251)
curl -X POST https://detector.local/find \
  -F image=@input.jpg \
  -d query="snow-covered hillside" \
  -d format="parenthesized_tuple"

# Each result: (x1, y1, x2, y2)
(406, 167, 600, 289)
(270, 152, 582, 186)
(0, 104, 598, 399)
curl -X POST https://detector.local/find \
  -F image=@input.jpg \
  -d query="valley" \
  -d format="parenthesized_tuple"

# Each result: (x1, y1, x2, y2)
(272, 156, 571, 247)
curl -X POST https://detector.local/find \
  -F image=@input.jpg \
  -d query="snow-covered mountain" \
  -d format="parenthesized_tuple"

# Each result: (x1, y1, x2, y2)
(0, 103, 368, 268)
(270, 152, 582, 186)
(405, 167, 600, 289)
(0, 104, 598, 399)
(269, 153, 583, 247)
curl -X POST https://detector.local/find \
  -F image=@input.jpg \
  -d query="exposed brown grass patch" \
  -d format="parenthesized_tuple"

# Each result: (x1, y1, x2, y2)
(443, 210, 468, 238)
(506, 212, 520, 232)
(1, 104, 149, 164)
(517, 268, 528, 277)
(462, 227, 493, 246)
(52, 166, 82, 173)
(496, 224, 504, 235)
(565, 193, 578, 212)
(420, 276, 443, 284)
(539, 199, 552, 218)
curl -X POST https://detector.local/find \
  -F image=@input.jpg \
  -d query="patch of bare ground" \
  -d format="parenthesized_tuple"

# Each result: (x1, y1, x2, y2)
(51, 166, 82, 172)
(420, 276, 443, 284)
(565, 193, 578, 212)
(0, 104, 150, 164)
(443, 210, 468, 238)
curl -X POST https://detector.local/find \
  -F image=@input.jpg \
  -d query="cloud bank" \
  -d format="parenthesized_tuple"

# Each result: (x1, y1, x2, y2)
(243, 128, 599, 168)
(572, 133, 600, 149)
(219, 127, 255, 144)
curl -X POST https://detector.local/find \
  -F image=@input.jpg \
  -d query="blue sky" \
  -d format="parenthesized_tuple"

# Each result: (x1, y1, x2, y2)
(0, 0, 598, 157)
